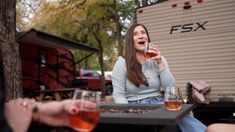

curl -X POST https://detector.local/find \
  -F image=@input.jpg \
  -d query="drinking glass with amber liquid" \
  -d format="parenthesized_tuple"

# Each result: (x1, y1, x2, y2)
(164, 87, 182, 111)
(69, 89, 100, 132)
(144, 43, 157, 59)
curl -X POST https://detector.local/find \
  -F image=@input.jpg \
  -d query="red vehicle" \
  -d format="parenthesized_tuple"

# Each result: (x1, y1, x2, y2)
(73, 69, 113, 95)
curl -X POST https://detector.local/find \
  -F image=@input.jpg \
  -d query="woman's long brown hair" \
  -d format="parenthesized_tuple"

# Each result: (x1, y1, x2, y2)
(125, 23, 151, 87)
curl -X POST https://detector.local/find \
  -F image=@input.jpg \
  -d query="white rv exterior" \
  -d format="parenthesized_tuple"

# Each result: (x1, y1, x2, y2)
(137, 0, 235, 102)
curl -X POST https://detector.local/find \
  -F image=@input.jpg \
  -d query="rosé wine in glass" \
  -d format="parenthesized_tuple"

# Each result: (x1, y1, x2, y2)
(69, 90, 100, 132)
(144, 43, 157, 59)
(144, 51, 157, 59)
(164, 87, 182, 111)
(164, 100, 182, 111)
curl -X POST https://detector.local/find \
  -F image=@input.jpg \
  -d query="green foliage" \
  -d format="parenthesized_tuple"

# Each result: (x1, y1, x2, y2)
(16, 0, 137, 70)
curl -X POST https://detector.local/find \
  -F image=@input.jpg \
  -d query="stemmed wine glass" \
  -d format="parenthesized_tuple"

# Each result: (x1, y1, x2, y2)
(69, 89, 101, 132)
(164, 87, 182, 111)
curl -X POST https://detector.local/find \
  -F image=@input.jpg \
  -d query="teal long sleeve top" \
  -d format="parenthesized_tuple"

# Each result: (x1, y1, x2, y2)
(112, 56, 176, 104)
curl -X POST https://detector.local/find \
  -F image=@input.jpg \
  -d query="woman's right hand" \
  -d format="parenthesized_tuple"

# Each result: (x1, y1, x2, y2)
(148, 44, 162, 64)
(36, 99, 80, 127)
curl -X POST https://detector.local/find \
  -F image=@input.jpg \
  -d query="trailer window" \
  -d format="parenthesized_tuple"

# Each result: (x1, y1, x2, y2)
(40, 54, 46, 67)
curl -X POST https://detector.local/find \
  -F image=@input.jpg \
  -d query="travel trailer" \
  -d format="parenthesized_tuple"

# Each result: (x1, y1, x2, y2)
(17, 28, 99, 99)
(136, 0, 235, 124)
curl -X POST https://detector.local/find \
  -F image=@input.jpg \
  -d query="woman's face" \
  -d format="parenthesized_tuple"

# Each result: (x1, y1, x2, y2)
(133, 25, 149, 52)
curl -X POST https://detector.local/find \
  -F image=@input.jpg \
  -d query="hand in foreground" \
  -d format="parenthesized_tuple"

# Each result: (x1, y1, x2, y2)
(36, 99, 81, 127)
(4, 98, 35, 132)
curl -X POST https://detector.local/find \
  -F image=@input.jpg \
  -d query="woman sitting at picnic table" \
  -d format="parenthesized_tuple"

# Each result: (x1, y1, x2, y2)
(111, 23, 207, 132)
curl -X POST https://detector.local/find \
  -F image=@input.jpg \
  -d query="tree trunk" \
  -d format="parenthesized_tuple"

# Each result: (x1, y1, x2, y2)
(0, 0, 22, 100)
(113, 0, 123, 57)
(92, 30, 106, 98)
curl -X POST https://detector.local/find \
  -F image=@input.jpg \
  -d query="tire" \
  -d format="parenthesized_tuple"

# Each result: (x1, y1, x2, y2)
(106, 84, 113, 95)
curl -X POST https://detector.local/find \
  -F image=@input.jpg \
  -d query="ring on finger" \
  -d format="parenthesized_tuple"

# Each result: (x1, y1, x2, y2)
(21, 101, 28, 107)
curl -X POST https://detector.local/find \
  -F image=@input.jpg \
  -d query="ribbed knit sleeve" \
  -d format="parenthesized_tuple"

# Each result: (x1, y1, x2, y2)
(112, 57, 129, 104)
(156, 56, 176, 89)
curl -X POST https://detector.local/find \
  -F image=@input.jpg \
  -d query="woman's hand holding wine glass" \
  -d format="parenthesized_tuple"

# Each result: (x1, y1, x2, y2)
(69, 90, 100, 132)
(144, 42, 162, 64)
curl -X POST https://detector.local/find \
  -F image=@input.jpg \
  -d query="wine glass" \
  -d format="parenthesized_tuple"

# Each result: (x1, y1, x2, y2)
(144, 43, 157, 59)
(69, 89, 101, 132)
(164, 86, 182, 111)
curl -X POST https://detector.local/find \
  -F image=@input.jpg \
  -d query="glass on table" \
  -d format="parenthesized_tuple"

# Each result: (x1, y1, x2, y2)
(164, 87, 182, 111)
(69, 89, 100, 132)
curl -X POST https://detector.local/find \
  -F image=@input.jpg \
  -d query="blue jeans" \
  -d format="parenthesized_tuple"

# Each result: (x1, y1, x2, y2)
(128, 96, 206, 132)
